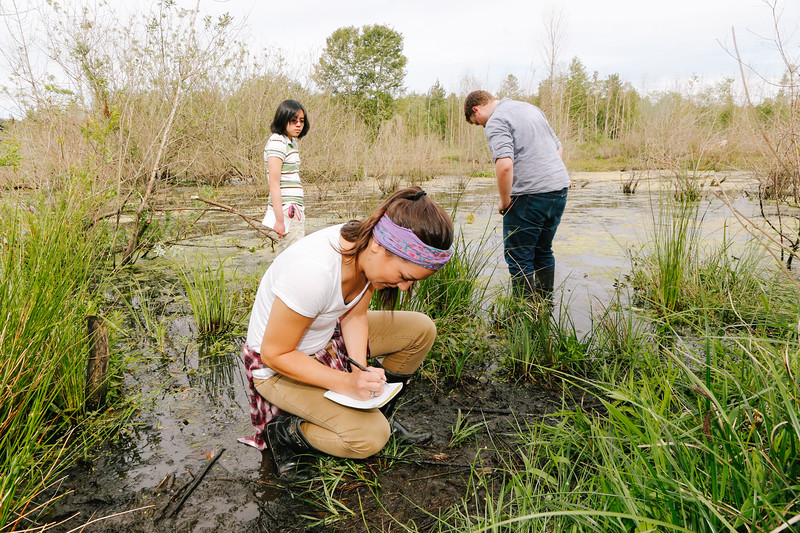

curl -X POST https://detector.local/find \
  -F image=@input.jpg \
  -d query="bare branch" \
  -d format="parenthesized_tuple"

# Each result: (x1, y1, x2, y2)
(190, 195, 277, 243)
(716, 189, 800, 291)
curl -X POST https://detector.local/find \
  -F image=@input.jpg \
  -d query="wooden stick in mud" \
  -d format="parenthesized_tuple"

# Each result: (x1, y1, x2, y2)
(168, 447, 226, 518)
(85, 316, 110, 411)
(190, 195, 277, 244)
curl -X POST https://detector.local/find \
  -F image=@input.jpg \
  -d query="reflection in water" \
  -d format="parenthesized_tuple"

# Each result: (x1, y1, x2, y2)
(195, 337, 242, 405)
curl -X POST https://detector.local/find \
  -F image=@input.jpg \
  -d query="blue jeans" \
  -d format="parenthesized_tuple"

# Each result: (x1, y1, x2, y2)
(502, 187, 568, 280)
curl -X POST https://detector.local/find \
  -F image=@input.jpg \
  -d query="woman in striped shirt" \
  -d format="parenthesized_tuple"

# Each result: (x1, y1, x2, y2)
(265, 99, 310, 246)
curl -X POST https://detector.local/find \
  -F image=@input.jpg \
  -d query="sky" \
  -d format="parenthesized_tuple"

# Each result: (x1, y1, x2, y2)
(1, 0, 799, 116)
(201, 0, 800, 95)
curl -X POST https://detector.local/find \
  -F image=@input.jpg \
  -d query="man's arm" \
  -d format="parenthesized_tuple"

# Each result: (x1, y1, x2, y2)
(496, 157, 513, 214)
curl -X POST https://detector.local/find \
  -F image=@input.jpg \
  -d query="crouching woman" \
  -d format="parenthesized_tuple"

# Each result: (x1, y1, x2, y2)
(239, 187, 454, 476)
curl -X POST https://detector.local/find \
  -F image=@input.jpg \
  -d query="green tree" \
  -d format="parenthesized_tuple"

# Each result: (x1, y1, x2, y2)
(314, 24, 407, 130)
(565, 57, 590, 139)
(498, 74, 522, 99)
(427, 80, 447, 139)
(600, 73, 624, 138)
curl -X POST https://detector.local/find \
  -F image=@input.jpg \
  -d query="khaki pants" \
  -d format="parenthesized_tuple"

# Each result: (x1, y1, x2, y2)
(254, 310, 435, 458)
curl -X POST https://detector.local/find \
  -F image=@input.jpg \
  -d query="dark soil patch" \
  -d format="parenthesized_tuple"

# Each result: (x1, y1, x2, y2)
(34, 329, 566, 532)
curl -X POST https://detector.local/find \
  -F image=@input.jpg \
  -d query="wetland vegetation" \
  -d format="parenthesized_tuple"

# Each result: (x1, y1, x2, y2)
(2, 1, 800, 531)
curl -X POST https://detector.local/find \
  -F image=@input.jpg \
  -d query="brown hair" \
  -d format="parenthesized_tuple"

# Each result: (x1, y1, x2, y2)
(463, 90, 494, 122)
(340, 186, 454, 309)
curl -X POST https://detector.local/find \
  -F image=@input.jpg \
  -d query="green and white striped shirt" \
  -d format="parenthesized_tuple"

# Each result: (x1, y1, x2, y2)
(265, 133, 303, 206)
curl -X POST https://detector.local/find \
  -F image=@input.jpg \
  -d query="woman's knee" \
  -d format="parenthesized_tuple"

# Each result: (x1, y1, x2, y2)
(341, 417, 391, 459)
(403, 311, 436, 348)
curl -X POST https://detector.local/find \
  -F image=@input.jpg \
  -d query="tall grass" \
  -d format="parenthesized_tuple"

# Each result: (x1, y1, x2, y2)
(400, 226, 495, 384)
(493, 291, 595, 383)
(430, 212, 800, 531)
(631, 194, 701, 314)
(631, 202, 800, 335)
(436, 326, 800, 532)
(121, 280, 171, 354)
(429, 186, 800, 532)
(402, 227, 493, 321)
(178, 256, 239, 336)
(0, 194, 119, 530)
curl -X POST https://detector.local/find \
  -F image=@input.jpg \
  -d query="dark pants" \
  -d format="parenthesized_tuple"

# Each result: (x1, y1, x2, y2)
(502, 187, 568, 280)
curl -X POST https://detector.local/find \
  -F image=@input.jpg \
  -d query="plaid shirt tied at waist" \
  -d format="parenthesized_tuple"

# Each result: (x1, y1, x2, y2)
(238, 321, 363, 450)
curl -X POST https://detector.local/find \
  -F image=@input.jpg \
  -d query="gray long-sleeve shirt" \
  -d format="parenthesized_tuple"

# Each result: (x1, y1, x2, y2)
(485, 98, 571, 195)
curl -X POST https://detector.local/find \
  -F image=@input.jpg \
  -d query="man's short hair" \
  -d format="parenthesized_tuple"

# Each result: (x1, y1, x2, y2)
(464, 90, 495, 122)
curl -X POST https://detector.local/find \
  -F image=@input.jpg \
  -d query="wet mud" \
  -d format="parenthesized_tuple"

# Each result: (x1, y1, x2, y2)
(40, 315, 563, 532)
(35, 172, 758, 532)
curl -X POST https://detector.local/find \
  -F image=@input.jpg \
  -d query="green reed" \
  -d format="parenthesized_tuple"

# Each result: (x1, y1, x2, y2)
(120, 280, 171, 354)
(631, 210, 800, 337)
(0, 194, 120, 530)
(400, 225, 495, 383)
(403, 227, 493, 322)
(179, 256, 238, 336)
(631, 194, 701, 315)
(497, 291, 594, 383)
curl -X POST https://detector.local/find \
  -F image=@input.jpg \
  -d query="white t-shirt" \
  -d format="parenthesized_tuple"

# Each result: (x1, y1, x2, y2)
(245, 224, 369, 379)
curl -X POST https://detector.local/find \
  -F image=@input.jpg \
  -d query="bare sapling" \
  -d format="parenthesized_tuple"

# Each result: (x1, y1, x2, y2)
(730, 0, 800, 268)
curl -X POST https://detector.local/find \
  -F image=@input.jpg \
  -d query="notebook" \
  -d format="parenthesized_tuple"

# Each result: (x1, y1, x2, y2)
(261, 205, 291, 232)
(324, 382, 403, 410)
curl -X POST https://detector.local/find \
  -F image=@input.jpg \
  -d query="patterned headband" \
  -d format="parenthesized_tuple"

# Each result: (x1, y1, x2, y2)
(372, 215, 452, 271)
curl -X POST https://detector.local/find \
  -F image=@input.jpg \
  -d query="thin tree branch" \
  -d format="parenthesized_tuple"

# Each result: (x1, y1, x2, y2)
(190, 195, 277, 243)
(716, 189, 800, 290)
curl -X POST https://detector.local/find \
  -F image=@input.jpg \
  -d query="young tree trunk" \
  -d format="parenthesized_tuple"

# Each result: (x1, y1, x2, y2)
(85, 316, 109, 411)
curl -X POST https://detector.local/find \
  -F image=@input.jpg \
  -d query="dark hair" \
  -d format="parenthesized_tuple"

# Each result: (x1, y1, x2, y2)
(270, 99, 310, 139)
(340, 186, 454, 310)
(463, 90, 494, 122)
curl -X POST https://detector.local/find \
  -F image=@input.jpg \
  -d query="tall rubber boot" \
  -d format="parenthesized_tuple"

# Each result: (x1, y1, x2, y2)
(511, 273, 536, 299)
(374, 363, 432, 445)
(534, 269, 555, 303)
(266, 412, 314, 478)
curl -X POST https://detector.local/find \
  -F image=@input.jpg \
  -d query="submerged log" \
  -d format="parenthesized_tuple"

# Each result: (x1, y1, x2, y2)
(85, 315, 110, 411)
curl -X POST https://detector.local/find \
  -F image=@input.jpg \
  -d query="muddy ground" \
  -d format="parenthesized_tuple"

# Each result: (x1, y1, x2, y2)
(39, 307, 565, 532)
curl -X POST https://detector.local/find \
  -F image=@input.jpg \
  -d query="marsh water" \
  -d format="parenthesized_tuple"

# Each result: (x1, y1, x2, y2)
(40, 171, 766, 532)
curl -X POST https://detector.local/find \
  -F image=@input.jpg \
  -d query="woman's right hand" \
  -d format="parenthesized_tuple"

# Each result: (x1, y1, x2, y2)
(273, 219, 286, 237)
(348, 366, 386, 401)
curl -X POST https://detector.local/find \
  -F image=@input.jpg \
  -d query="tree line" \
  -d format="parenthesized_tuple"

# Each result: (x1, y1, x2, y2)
(0, 3, 797, 188)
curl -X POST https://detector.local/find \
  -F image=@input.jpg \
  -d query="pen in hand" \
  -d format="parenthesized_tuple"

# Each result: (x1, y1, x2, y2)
(345, 356, 368, 372)
(346, 357, 386, 382)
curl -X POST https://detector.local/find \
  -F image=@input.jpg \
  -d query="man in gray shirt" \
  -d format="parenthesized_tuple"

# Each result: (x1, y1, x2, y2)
(465, 90, 570, 301)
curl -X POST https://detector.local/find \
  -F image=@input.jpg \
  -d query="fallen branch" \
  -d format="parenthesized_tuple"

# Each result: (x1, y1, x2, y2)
(64, 506, 156, 533)
(377, 453, 488, 470)
(168, 447, 226, 518)
(190, 195, 277, 244)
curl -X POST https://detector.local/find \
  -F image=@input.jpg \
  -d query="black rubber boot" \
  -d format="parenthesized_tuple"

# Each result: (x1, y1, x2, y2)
(374, 363, 432, 445)
(534, 269, 555, 302)
(511, 273, 536, 299)
(266, 413, 314, 478)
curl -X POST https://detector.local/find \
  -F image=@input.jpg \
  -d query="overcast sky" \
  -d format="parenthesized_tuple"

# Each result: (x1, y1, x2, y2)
(207, 0, 800, 95)
(1, 0, 798, 116)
